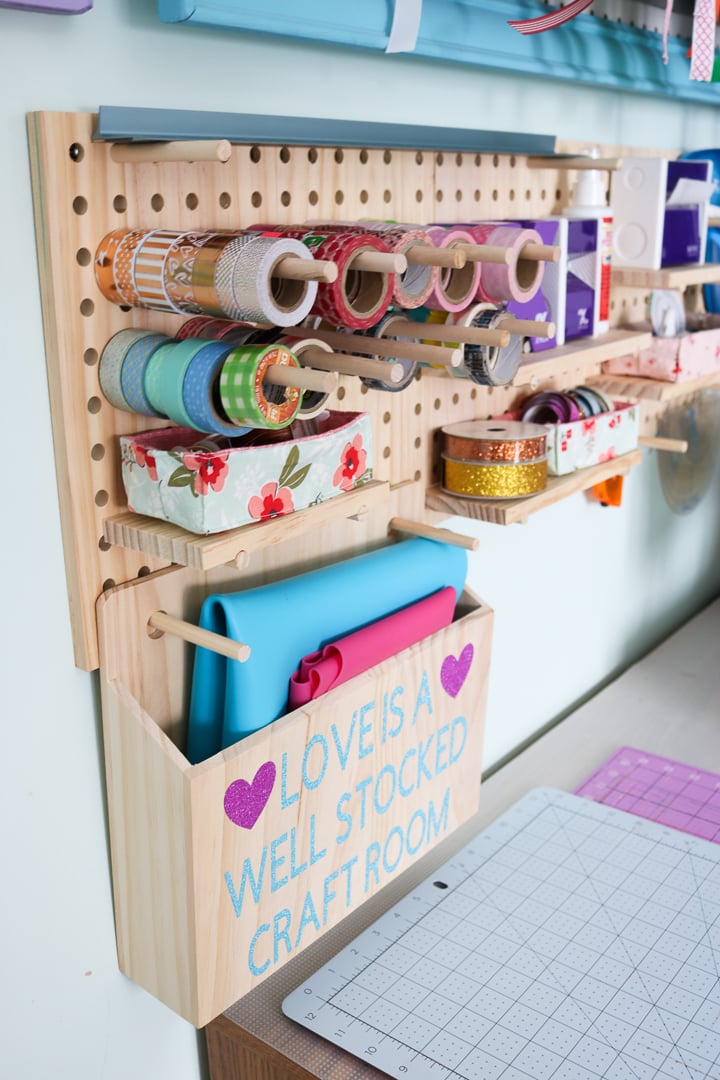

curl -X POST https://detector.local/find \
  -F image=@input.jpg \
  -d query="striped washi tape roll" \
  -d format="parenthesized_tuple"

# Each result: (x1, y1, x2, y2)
(471, 224, 544, 304)
(423, 226, 481, 312)
(120, 332, 170, 417)
(277, 335, 333, 418)
(462, 308, 524, 387)
(219, 344, 302, 429)
(181, 340, 252, 436)
(95, 228, 144, 307)
(213, 234, 318, 327)
(142, 338, 217, 428)
(131, 230, 182, 313)
(99, 328, 153, 410)
(359, 311, 419, 392)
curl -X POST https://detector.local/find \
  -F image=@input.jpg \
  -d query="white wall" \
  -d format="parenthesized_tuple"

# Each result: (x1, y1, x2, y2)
(1, 3, 719, 1077)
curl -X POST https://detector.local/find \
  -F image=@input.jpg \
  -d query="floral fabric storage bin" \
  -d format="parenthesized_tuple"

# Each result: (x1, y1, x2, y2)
(544, 401, 640, 476)
(603, 316, 720, 383)
(120, 411, 373, 534)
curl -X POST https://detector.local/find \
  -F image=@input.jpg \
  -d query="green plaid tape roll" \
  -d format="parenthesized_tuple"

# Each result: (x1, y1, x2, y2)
(219, 344, 301, 429)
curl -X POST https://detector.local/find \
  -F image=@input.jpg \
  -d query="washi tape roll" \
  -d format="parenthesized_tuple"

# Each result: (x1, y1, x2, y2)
(423, 226, 482, 312)
(469, 224, 544, 304)
(99, 328, 153, 411)
(255, 226, 394, 329)
(442, 420, 547, 464)
(462, 308, 524, 387)
(182, 340, 253, 436)
(95, 228, 145, 307)
(277, 335, 333, 418)
(219, 344, 302, 429)
(214, 234, 318, 327)
(120, 332, 170, 417)
(359, 311, 419, 391)
(143, 338, 216, 428)
(442, 455, 547, 499)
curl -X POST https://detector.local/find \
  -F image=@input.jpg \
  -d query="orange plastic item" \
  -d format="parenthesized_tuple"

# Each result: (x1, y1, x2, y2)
(590, 475, 624, 507)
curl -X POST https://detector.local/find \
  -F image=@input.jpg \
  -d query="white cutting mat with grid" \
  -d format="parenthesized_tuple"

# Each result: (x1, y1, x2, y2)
(282, 788, 720, 1079)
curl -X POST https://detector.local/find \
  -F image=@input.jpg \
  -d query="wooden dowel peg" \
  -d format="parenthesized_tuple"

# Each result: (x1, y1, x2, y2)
(351, 251, 408, 274)
(405, 245, 467, 269)
(273, 257, 338, 284)
(388, 317, 510, 349)
(526, 155, 622, 171)
(389, 517, 479, 551)
(265, 365, 337, 393)
(456, 244, 513, 266)
(147, 611, 250, 662)
(520, 243, 561, 263)
(110, 139, 232, 164)
(297, 346, 404, 384)
(286, 326, 462, 368)
(639, 435, 689, 454)
(708, 218, 720, 229)
(499, 317, 556, 339)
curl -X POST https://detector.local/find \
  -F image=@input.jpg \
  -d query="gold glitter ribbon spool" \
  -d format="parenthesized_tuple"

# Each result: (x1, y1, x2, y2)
(442, 455, 547, 499)
(442, 419, 547, 465)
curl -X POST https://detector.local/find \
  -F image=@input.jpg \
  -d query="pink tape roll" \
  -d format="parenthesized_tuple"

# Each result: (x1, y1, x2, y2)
(468, 223, 544, 304)
(423, 226, 482, 313)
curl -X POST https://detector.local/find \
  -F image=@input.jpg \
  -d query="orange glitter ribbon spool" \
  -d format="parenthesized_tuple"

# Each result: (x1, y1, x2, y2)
(442, 420, 547, 464)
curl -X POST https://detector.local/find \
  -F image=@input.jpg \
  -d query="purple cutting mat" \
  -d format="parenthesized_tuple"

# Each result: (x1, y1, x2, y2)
(576, 745, 720, 843)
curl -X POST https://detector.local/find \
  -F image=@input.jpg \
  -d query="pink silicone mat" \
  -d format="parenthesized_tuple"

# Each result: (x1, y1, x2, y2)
(575, 745, 720, 843)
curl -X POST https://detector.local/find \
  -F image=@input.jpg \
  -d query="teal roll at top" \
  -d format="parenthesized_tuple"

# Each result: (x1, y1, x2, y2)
(186, 538, 468, 764)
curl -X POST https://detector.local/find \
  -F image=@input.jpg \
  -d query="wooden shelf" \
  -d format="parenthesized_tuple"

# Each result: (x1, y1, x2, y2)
(513, 329, 653, 387)
(425, 450, 642, 525)
(612, 264, 720, 290)
(104, 480, 390, 571)
(590, 370, 720, 403)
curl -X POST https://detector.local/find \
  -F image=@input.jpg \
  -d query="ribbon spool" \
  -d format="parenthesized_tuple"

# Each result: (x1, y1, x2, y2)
(442, 456, 547, 499)
(442, 420, 548, 464)
(466, 224, 545, 304)
(424, 226, 482, 312)
(254, 226, 395, 329)
(94, 228, 319, 327)
(459, 306, 524, 387)
(359, 311, 420, 391)
(219, 343, 302, 429)
(276, 335, 334, 418)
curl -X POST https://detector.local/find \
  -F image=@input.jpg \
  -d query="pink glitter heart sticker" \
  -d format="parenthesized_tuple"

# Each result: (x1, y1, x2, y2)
(441, 644, 474, 698)
(224, 761, 276, 830)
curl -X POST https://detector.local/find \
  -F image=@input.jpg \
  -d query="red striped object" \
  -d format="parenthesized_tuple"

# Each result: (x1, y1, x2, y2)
(508, 0, 593, 35)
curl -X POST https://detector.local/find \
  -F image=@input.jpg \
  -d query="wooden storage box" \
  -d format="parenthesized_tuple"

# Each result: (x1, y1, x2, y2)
(97, 562, 493, 1027)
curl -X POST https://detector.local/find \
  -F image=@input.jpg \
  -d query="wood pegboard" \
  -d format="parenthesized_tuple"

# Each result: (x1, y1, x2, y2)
(27, 111, 672, 670)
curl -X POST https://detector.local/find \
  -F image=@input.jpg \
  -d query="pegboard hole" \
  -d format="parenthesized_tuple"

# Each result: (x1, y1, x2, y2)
(76, 247, 92, 266)
(455, 153, 463, 167)
(335, 190, 344, 206)
(510, 155, 517, 167)
(475, 154, 482, 167)
(383, 150, 392, 165)
(525, 189, 532, 201)
(102, 578, 116, 592)
(308, 147, 319, 164)
(541, 189, 547, 200)
(90, 443, 105, 462)
(414, 436, 422, 449)
(415, 151, 424, 165)
(555, 188, 562, 202)
(455, 190, 462, 203)
(151, 193, 164, 211)
(281, 191, 292, 207)
(87, 396, 102, 414)
(474, 190, 481, 202)
(113, 195, 127, 213)
(94, 489, 109, 507)
(279, 146, 290, 164)
(138, 565, 151, 577)
(382, 446, 391, 459)
(186, 193, 199, 210)
(337, 386, 346, 401)
(308, 190, 319, 206)
(335, 148, 344, 164)
(219, 191, 232, 209)
(416, 190, 424, 204)
(251, 192, 263, 208)
(80, 298, 95, 317)
(415, 403, 422, 415)
(509, 189, 515, 201)
(98, 536, 112, 552)
(452, 393, 460, 405)
(359, 149, 369, 165)
(492, 189, 499, 201)
(470, 388, 478, 400)
(360, 190, 369, 204)
(69, 142, 84, 162)
(414, 470, 421, 482)
(83, 347, 98, 366)
(383, 411, 391, 424)
(436, 152, 444, 166)
(435, 190, 444, 203)
(72, 195, 88, 215)
(250, 146, 261, 163)
(434, 398, 441, 410)
(493, 154, 499, 167)
(383, 190, 392, 204)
